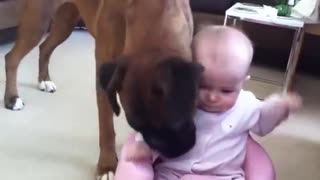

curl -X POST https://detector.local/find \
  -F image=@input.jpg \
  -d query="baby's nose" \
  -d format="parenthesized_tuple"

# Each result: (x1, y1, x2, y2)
(209, 92, 219, 102)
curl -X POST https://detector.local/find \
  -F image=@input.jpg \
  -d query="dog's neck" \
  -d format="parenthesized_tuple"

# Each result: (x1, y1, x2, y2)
(123, 0, 193, 61)
(124, 47, 192, 63)
(124, 47, 192, 65)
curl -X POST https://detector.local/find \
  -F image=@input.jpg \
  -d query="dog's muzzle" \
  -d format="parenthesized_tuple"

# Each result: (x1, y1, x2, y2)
(142, 122, 196, 158)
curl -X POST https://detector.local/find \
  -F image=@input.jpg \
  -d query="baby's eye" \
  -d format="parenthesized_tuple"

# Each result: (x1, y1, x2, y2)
(199, 84, 210, 89)
(222, 89, 234, 94)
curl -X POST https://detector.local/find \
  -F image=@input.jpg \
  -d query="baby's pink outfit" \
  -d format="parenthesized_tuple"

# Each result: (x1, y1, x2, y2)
(152, 90, 279, 180)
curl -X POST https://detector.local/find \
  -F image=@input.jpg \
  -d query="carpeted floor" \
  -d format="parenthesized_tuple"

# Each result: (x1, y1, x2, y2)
(257, 134, 320, 180)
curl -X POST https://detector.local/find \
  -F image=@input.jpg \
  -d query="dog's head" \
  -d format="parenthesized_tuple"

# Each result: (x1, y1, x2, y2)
(99, 56, 203, 158)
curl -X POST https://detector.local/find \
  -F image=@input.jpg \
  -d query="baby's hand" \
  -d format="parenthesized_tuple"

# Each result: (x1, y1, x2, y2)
(282, 92, 302, 113)
(266, 92, 302, 113)
(126, 142, 152, 161)
(125, 133, 152, 162)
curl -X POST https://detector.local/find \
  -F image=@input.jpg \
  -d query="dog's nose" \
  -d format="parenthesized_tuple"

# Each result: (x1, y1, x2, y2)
(143, 124, 196, 158)
(173, 124, 196, 156)
(165, 129, 196, 158)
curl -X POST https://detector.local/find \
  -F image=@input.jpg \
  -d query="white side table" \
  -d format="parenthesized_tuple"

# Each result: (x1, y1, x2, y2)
(224, 3, 305, 93)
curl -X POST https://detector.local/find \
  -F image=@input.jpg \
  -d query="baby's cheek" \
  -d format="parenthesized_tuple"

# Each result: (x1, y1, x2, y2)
(198, 90, 208, 104)
(222, 96, 237, 110)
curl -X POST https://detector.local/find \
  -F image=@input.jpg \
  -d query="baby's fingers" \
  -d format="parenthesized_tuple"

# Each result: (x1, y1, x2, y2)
(286, 93, 302, 111)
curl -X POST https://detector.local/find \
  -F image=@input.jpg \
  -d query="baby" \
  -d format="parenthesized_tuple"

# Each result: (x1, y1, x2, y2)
(115, 26, 302, 180)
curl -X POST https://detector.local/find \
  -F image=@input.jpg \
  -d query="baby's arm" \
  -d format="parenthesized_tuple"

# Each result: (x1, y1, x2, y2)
(251, 93, 302, 136)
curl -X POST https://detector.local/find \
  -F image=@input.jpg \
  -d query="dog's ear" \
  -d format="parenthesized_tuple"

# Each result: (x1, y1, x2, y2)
(99, 58, 128, 116)
(152, 61, 174, 98)
(152, 59, 204, 98)
(189, 62, 204, 79)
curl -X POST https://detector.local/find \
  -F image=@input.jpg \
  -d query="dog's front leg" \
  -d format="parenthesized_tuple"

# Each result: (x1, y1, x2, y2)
(94, 0, 126, 179)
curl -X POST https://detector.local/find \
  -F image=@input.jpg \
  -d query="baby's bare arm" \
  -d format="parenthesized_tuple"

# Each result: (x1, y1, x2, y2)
(252, 93, 302, 136)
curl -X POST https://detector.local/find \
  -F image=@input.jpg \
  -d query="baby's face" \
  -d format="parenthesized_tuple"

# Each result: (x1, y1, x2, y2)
(197, 67, 243, 113)
(194, 40, 247, 113)
(193, 26, 253, 113)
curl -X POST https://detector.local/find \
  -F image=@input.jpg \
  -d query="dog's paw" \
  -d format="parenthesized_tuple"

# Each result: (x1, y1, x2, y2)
(5, 96, 25, 111)
(38, 81, 57, 93)
(96, 172, 114, 180)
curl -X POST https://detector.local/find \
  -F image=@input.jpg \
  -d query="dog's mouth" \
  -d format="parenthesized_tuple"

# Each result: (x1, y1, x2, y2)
(142, 127, 196, 158)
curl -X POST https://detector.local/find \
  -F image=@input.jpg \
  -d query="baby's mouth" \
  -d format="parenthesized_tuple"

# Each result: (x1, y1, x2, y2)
(199, 103, 221, 113)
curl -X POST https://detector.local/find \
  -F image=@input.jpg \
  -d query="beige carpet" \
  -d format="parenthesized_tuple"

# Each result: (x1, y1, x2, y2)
(257, 135, 320, 180)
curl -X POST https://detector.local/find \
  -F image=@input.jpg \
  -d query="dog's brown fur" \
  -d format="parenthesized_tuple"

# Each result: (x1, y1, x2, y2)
(4, 0, 196, 179)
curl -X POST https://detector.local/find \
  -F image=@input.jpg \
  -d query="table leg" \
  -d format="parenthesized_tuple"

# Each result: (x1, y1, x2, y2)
(224, 15, 229, 26)
(283, 28, 305, 93)
(232, 18, 237, 26)
(224, 16, 241, 29)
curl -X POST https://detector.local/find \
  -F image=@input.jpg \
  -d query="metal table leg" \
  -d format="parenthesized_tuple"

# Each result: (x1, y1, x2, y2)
(283, 27, 305, 93)
(232, 18, 237, 26)
(223, 15, 229, 26)
(224, 16, 240, 28)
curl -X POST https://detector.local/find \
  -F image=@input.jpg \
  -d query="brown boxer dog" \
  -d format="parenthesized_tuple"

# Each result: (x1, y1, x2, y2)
(4, 0, 202, 179)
